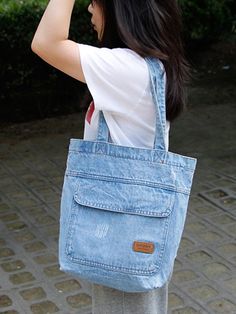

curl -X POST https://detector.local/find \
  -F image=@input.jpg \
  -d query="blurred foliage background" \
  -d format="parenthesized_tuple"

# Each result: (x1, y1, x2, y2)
(0, 0, 235, 123)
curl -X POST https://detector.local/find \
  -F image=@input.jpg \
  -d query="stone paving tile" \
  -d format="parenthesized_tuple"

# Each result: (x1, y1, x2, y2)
(0, 130, 235, 313)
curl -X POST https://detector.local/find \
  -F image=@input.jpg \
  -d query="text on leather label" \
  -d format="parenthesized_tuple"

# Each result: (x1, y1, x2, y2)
(133, 241, 155, 254)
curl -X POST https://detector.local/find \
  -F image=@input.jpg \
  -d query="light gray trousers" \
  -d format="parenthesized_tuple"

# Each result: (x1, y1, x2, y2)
(91, 282, 168, 314)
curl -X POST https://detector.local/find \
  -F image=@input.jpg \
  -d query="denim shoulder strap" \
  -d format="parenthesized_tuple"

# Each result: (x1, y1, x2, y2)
(145, 57, 167, 151)
(97, 57, 167, 151)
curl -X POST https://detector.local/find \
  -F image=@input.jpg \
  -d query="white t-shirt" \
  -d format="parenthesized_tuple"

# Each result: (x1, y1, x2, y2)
(78, 44, 170, 149)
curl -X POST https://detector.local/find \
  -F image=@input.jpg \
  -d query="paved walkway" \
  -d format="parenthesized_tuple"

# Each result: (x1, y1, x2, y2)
(0, 97, 235, 313)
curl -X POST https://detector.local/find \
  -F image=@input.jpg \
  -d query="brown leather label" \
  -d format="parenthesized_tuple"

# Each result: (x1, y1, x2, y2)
(133, 241, 155, 254)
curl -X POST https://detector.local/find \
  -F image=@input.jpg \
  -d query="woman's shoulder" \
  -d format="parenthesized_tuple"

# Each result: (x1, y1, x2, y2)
(79, 44, 151, 113)
(79, 44, 148, 74)
(106, 47, 149, 83)
(104, 47, 147, 70)
(110, 47, 144, 61)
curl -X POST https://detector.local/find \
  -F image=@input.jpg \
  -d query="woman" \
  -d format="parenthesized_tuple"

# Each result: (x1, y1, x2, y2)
(31, 0, 189, 313)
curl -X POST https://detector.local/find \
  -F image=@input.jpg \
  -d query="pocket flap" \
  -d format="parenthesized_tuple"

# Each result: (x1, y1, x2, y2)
(74, 176, 175, 217)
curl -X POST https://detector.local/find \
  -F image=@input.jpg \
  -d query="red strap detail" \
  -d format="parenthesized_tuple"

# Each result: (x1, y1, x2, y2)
(86, 101, 95, 124)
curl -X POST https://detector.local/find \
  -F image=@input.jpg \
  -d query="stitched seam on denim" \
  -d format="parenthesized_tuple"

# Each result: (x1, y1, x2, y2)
(74, 201, 171, 217)
(66, 171, 190, 194)
(74, 181, 174, 216)
(155, 203, 174, 272)
(67, 255, 158, 275)
(69, 138, 196, 162)
(68, 148, 197, 170)
(69, 148, 196, 166)
(152, 210, 170, 272)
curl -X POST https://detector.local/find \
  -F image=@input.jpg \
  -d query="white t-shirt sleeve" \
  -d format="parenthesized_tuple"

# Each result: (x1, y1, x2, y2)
(78, 44, 148, 115)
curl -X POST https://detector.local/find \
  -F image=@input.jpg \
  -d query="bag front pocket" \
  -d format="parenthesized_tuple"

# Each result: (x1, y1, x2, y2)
(65, 176, 175, 275)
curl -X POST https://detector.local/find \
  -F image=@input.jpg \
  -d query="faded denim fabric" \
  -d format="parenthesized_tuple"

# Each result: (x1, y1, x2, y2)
(59, 57, 197, 293)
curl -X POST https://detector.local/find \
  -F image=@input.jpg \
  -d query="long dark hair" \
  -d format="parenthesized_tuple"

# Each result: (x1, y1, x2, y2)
(87, 0, 189, 121)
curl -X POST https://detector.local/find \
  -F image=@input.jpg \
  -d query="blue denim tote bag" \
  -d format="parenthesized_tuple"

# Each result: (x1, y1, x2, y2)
(59, 57, 197, 292)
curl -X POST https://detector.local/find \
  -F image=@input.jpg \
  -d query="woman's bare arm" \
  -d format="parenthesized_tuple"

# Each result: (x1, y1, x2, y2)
(31, 0, 85, 83)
